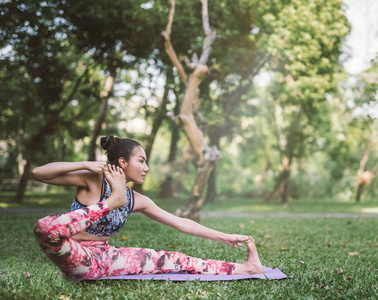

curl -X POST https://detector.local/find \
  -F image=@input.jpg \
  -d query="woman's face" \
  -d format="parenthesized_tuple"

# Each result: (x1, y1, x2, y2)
(122, 146, 149, 184)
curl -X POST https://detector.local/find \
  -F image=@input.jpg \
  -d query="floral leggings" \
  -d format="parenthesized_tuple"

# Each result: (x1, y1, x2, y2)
(34, 203, 235, 281)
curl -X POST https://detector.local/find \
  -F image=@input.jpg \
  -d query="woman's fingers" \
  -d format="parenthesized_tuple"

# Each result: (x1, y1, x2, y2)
(229, 234, 255, 248)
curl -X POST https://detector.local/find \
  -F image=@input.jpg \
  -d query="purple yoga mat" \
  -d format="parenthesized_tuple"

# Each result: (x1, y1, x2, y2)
(91, 266, 287, 281)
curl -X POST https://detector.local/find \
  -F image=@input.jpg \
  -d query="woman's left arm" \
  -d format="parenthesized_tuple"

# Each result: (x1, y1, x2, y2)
(134, 194, 250, 248)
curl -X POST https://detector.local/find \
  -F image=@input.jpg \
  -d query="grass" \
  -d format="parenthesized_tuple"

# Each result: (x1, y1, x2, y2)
(0, 213, 377, 299)
(1, 190, 378, 214)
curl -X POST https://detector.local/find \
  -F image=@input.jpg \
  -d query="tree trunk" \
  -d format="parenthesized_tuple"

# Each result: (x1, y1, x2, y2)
(355, 183, 364, 203)
(133, 79, 170, 192)
(14, 68, 89, 203)
(175, 160, 216, 221)
(354, 149, 376, 202)
(266, 153, 292, 204)
(204, 165, 216, 203)
(265, 168, 291, 203)
(162, 0, 219, 221)
(204, 126, 221, 203)
(280, 172, 290, 204)
(157, 125, 180, 198)
(14, 125, 48, 203)
(88, 98, 108, 161)
(88, 73, 115, 161)
(16, 121, 24, 177)
(159, 91, 181, 198)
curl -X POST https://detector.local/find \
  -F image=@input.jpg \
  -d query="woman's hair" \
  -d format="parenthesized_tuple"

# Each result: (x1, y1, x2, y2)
(100, 135, 142, 166)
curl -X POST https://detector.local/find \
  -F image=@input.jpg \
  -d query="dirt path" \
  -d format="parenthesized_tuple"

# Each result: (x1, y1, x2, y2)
(1, 208, 377, 218)
(201, 211, 378, 218)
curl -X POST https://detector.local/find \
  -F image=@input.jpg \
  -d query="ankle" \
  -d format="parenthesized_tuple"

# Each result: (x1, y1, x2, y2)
(104, 194, 123, 211)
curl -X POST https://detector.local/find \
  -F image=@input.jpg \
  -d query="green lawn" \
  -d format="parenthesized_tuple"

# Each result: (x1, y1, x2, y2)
(0, 213, 377, 299)
(1, 190, 378, 214)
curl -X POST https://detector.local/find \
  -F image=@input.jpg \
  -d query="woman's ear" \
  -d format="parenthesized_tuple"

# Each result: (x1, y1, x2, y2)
(118, 157, 127, 169)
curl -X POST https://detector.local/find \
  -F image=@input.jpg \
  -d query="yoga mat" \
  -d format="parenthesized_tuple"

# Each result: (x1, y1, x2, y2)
(92, 266, 287, 281)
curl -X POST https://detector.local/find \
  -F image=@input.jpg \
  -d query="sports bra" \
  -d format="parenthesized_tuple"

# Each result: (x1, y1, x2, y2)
(69, 176, 134, 236)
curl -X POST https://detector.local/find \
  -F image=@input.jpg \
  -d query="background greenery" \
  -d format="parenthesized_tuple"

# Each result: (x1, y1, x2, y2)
(1, 0, 377, 207)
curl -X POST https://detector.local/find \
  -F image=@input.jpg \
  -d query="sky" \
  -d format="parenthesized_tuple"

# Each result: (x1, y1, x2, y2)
(343, 0, 378, 74)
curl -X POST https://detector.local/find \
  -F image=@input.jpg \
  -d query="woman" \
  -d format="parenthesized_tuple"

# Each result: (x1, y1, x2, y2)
(33, 136, 263, 281)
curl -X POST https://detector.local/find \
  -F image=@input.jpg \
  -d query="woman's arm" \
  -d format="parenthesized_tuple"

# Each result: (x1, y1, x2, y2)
(133, 194, 250, 248)
(32, 161, 107, 187)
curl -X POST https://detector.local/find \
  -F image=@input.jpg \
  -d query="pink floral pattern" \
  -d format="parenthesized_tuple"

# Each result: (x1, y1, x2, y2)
(34, 203, 235, 281)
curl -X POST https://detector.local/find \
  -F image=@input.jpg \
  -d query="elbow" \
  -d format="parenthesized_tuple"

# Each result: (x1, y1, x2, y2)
(31, 167, 41, 181)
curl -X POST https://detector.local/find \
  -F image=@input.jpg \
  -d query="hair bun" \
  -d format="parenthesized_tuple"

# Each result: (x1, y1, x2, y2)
(100, 135, 119, 150)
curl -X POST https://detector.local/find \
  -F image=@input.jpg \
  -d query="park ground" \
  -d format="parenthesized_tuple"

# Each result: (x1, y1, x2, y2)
(0, 191, 377, 299)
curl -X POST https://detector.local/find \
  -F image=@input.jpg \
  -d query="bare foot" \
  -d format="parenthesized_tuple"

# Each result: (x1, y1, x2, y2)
(103, 164, 127, 211)
(234, 236, 264, 275)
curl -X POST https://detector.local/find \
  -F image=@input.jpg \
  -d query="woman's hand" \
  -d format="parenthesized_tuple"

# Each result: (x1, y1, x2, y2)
(223, 234, 254, 248)
(85, 161, 107, 175)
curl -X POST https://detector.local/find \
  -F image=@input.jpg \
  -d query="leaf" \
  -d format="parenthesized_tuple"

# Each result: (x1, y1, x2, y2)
(280, 248, 291, 251)
(239, 223, 245, 228)
(116, 236, 130, 241)
(263, 235, 271, 239)
(298, 261, 305, 264)
(339, 242, 345, 245)
(169, 244, 177, 249)
(337, 268, 343, 275)
(347, 252, 360, 256)
(347, 275, 352, 280)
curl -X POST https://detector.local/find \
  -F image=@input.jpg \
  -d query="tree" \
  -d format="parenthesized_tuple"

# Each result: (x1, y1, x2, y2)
(0, 1, 104, 202)
(159, 0, 295, 218)
(0, 0, 170, 202)
(161, 0, 221, 221)
(346, 58, 378, 202)
(259, 0, 350, 203)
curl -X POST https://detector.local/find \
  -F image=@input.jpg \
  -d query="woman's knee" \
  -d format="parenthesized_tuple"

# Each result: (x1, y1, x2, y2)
(34, 217, 49, 243)
(34, 216, 61, 247)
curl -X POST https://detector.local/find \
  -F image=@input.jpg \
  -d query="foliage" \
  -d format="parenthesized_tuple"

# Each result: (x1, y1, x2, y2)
(0, 0, 377, 205)
(0, 1, 104, 177)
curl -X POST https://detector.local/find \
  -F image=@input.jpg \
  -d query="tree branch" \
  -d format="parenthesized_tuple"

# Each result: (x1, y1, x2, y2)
(359, 149, 371, 172)
(61, 100, 100, 124)
(165, 0, 175, 36)
(198, 0, 216, 66)
(161, 0, 188, 85)
(371, 162, 378, 173)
